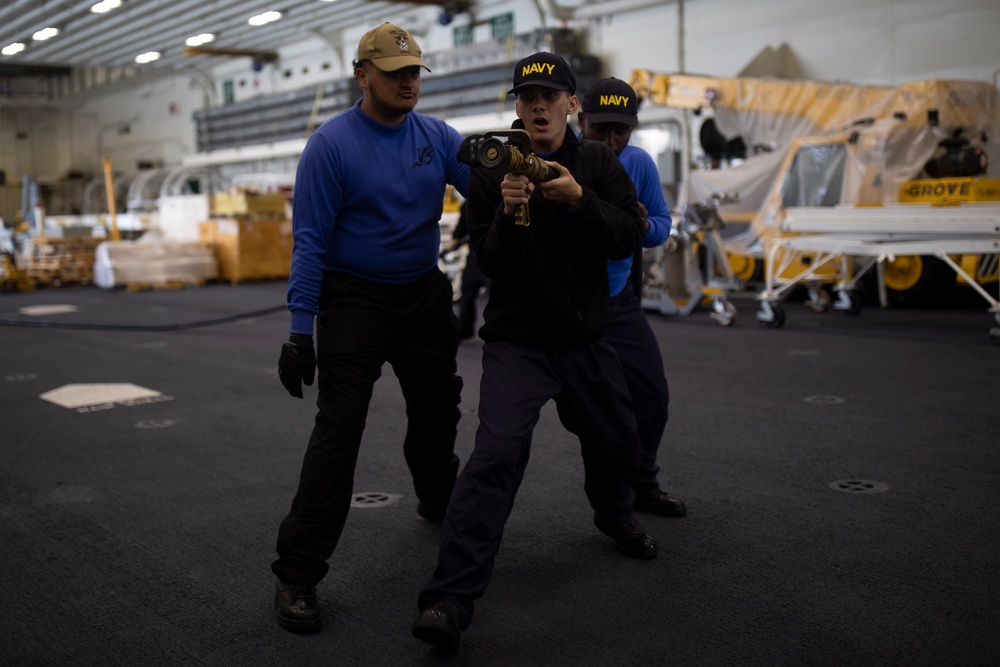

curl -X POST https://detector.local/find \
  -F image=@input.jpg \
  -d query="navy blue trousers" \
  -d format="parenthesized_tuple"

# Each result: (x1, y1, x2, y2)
(417, 338, 641, 623)
(273, 268, 462, 586)
(558, 282, 670, 494)
(456, 250, 490, 340)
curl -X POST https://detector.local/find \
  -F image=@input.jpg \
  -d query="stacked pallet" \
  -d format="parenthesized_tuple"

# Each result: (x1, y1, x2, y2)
(25, 236, 103, 288)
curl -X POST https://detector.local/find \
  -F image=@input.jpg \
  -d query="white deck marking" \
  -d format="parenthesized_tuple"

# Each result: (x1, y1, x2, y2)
(40, 383, 163, 409)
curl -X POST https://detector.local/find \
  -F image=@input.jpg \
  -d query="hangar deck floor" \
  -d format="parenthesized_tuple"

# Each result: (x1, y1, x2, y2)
(1, 280, 997, 666)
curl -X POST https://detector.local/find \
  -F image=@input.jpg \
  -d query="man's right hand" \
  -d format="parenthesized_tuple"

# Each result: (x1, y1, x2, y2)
(500, 173, 533, 217)
(278, 334, 316, 399)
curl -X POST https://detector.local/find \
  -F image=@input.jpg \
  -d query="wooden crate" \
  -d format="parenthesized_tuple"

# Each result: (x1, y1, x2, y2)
(199, 218, 292, 284)
(210, 191, 287, 218)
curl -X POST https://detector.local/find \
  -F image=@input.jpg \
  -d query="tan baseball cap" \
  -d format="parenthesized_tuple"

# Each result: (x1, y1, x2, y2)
(357, 22, 430, 72)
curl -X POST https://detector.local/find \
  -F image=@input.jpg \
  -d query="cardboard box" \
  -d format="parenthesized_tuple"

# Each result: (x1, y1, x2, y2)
(199, 218, 292, 284)
(210, 191, 287, 217)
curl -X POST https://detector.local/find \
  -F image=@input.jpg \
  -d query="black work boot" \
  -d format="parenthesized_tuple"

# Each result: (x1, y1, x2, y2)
(274, 580, 321, 632)
(634, 489, 687, 517)
(416, 500, 447, 525)
(593, 513, 658, 559)
(412, 601, 467, 652)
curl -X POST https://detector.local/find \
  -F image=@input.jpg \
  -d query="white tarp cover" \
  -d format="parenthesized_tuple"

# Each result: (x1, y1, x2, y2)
(93, 237, 218, 289)
(679, 149, 787, 213)
(631, 72, 1000, 251)
(632, 73, 999, 177)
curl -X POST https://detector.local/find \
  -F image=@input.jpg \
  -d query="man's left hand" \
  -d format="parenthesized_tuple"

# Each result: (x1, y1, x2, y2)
(538, 161, 583, 208)
(278, 334, 316, 399)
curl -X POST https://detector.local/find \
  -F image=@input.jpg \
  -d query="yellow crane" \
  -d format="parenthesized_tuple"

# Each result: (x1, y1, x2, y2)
(630, 69, 1000, 307)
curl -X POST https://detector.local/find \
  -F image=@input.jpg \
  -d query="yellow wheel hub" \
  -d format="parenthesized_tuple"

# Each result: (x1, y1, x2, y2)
(729, 254, 758, 282)
(882, 256, 923, 291)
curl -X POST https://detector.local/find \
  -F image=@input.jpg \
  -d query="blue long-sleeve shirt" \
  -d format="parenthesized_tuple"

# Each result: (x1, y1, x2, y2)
(286, 100, 470, 334)
(606, 144, 672, 297)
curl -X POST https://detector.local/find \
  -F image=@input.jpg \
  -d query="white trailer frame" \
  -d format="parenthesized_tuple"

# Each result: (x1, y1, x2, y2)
(755, 204, 1000, 337)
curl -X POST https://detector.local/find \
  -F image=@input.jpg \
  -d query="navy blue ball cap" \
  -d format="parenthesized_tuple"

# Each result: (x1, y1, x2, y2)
(508, 52, 576, 95)
(581, 77, 638, 126)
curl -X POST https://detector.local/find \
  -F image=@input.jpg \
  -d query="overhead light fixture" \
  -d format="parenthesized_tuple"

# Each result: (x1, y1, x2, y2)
(135, 51, 161, 64)
(248, 11, 282, 27)
(91, 0, 122, 14)
(32, 27, 60, 41)
(437, 1, 471, 26)
(185, 33, 215, 47)
(2, 42, 26, 56)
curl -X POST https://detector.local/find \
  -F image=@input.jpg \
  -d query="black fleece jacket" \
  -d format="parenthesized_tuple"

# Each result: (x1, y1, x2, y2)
(467, 127, 643, 346)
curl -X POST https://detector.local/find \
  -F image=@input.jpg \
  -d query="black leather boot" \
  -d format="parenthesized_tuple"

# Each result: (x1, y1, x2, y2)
(274, 580, 321, 632)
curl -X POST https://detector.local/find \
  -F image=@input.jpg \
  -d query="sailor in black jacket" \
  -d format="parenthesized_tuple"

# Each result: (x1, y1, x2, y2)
(413, 52, 659, 653)
(470, 123, 641, 345)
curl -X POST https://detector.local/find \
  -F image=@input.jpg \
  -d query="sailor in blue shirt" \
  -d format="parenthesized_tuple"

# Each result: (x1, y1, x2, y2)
(271, 22, 470, 634)
(574, 77, 687, 518)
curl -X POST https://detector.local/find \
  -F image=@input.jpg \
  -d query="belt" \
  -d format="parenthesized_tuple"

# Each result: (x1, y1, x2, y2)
(325, 267, 437, 289)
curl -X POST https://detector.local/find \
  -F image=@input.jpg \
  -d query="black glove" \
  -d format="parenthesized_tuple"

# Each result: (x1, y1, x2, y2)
(278, 333, 315, 399)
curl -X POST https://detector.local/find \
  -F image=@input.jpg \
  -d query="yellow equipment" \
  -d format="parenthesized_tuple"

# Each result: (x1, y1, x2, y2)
(0, 220, 31, 291)
(102, 157, 121, 242)
(629, 70, 1000, 314)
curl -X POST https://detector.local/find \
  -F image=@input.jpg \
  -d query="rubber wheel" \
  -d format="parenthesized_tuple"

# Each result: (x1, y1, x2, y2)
(758, 301, 785, 328)
(805, 287, 831, 313)
(843, 291, 863, 316)
(713, 301, 737, 327)
(879, 255, 952, 305)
